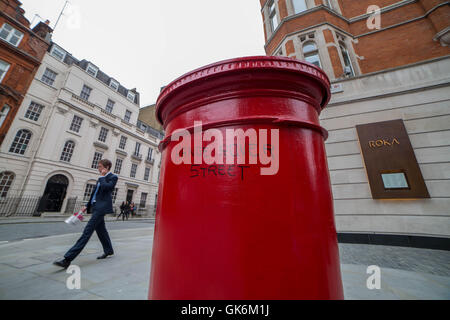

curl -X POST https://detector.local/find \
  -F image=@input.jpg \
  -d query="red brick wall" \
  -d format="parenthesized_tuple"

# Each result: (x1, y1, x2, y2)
(285, 40, 295, 55)
(339, 0, 399, 18)
(354, 19, 450, 74)
(261, 0, 450, 78)
(0, 3, 50, 145)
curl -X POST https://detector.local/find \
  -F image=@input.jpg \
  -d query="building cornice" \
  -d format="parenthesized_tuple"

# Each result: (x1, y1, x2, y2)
(264, 0, 447, 53)
(56, 97, 159, 147)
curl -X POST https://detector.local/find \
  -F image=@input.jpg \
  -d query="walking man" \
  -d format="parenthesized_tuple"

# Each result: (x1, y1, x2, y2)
(53, 159, 118, 268)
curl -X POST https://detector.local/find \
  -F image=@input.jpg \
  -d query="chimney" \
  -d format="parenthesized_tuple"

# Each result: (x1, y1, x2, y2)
(32, 21, 53, 40)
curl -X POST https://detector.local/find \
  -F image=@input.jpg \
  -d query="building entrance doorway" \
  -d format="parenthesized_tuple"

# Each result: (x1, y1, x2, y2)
(38, 174, 69, 212)
(126, 189, 134, 203)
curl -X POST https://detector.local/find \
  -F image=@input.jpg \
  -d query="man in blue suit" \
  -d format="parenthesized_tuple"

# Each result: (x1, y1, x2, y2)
(54, 159, 118, 268)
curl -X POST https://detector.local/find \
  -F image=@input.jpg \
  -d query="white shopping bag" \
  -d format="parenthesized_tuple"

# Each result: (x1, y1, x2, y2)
(65, 210, 85, 226)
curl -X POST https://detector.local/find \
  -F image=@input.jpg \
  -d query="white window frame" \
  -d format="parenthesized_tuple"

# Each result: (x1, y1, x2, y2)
(105, 99, 115, 113)
(0, 23, 24, 47)
(0, 59, 10, 83)
(50, 45, 66, 61)
(144, 167, 150, 181)
(98, 127, 109, 143)
(114, 158, 123, 175)
(124, 110, 132, 123)
(0, 104, 11, 128)
(91, 151, 103, 169)
(86, 63, 98, 77)
(130, 163, 138, 178)
(268, 0, 279, 32)
(41, 68, 58, 86)
(24, 101, 44, 121)
(109, 79, 119, 91)
(60, 140, 75, 162)
(292, 0, 308, 14)
(127, 91, 136, 103)
(70, 115, 83, 133)
(119, 136, 127, 149)
(80, 85, 92, 101)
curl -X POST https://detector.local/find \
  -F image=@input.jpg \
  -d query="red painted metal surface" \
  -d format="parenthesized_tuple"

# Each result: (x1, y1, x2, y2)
(149, 56, 344, 299)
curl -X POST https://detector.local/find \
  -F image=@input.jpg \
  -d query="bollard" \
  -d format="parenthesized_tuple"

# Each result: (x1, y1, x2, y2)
(149, 56, 344, 299)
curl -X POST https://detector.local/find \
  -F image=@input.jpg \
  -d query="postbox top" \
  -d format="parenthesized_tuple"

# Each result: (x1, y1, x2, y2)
(156, 56, 331, 127)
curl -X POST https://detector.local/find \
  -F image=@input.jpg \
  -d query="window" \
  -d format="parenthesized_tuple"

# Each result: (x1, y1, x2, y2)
(98, 127, 109, 142)
(124, 110, 132, 123)
(60, 140, 75, 162)
(147, 148, 153, 161)
(144, 167, 150, 181)
(91, 151, 103, 169)
(70, 115, 83, 133)
(83, 183, 96, 201)
(50, 45, 66, 61)
(80, 85, 92, 100)
(0, 171, 15, 198)
(119, 136, 127, 149)
(293, 0, 307, 14)
(324, 0, 333, 9)
(114, 158, 123, 174)
(134, 142, 141, 156)
(127, 91, 135, 102)
(9, 129, 32, 155)
(112, 188, 118, 203)
(109, 79, 119, 91)
(105, 99, 115, 113)
(303, 41, 321, 68)
(0, 104, 10, 128)
(25, 102, 44, 121)
(339, 41, 355, 77)
(41, 68, 57, 86)
(86, 63, 98, 77)
(0, 23, 24, 47)
(0, 59, 10, 83)
(268, 1, 279, 32)
(139, 192, 148, 208)
(130, 163, 137, 178)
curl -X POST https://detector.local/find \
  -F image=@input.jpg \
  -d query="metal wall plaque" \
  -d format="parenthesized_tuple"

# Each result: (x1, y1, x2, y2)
(356, 119, 430, 199)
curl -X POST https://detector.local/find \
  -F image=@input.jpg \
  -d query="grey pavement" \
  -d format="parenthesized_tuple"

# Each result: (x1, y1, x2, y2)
(0, 224, 449, 300)
(0, 219, 155, 242)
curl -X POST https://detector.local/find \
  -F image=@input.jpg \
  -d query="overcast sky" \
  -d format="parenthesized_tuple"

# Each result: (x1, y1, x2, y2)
(20, 0, 266, 107)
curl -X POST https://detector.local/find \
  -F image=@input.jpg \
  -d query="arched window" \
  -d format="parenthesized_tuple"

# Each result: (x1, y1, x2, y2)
(293, 0, 307, 14)
(303, 41, 321, 68)
(9, 129, 32, 155)
(0, 171, 15, 198)
(339, 41, 355, 76)
(60, 140, 75, 162)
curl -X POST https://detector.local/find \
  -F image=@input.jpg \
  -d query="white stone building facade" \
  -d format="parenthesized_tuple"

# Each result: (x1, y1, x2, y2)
(0, 43, 161, 216)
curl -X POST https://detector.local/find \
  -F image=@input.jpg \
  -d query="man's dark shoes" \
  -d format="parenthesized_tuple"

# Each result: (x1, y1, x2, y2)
(53, 258, 70, 269)
(97, 253, 113, 259)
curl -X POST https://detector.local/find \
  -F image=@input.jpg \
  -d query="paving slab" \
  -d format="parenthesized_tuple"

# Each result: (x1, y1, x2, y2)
(0, 226, 449, 300)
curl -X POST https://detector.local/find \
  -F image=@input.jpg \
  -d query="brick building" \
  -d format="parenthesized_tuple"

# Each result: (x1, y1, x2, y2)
(0, 0, 52, 146)
(260, 0, 450, 248)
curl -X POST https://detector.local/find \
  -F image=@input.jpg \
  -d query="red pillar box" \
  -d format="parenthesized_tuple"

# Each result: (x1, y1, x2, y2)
(149, 56, 344, 300)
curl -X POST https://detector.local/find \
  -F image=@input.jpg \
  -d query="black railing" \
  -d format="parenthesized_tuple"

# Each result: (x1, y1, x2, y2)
(0, 195, 157, 218)
(0, 195, 42, 217)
